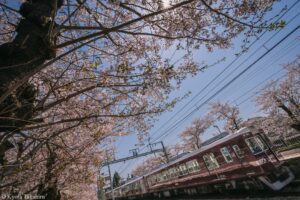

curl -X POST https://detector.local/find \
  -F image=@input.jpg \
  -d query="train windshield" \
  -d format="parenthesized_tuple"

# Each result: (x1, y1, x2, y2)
(245, 136, 266, 155)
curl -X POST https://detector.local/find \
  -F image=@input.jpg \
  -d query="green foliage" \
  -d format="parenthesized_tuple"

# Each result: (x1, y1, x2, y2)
(112, 172, 121, 188)
(268, 20, 286, 31)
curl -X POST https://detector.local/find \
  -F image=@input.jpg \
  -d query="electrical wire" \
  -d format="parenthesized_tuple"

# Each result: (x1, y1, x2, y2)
(152, 25, 300, 142)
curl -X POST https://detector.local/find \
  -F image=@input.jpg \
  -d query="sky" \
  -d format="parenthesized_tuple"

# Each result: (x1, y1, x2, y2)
(104, 0, 300, 179)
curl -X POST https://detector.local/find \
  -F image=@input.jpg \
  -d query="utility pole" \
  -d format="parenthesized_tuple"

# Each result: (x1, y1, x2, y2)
(102, 147, 164, 166)
(147, 137, 153, 152)
(105, 150, 115, 200)
(213, 125, 222, 134)
(129, 148, 139, 157)
(148, 141, 169, 163)
(99, 141, 168, 200)
(160, 141, 169, 163)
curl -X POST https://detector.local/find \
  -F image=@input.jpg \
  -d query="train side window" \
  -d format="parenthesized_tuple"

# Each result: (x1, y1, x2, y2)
(220, 147, 233, 163)
(158, 174, 161, 181)
(245, 137, 265, 154)
(193, 160, 200, 171)
(179, 164, 189, 175)
(232, 145, 244, 158)
(163, 171, 168, 180)
(152, 175, 156, 184)
(203, 153, 220, 170)
(152, 176, 156, 184)
(157, 174, 161, 182)
(174, 166, 180, 177)
(170, 167, 177, 178)
(154, 174, 158, 183)
(186, 159, 200, 172)
(165, 170, 170, 180)
(160, 173, 164, 181)
(168, 168, 174, 178)
(151, 177, 155, 185)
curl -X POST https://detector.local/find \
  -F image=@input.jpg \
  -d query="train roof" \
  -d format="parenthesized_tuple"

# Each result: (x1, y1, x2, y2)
(113, 127, 257, 190)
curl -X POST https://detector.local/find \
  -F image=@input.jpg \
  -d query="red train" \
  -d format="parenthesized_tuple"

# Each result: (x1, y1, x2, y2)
(106, 127, 295, 199)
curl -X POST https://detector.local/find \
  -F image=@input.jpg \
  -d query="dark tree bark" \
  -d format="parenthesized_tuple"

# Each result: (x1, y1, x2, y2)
(0, 83, 36, 132)
(37, 147, 61, 200)
(0, 0, 64, 87)
(0, 140, 14, 166)
(232, 118, 240, 131)
(274, 96, 300, 132)
(0, 0, 64, 132)
(0, 3, 64, 196)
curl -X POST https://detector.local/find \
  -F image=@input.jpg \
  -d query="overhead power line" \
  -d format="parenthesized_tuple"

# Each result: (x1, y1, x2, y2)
(232, 41, 299, 105)
(152, 25, 300, 142)
(147, 2, 300, 142)
(149, 10, 300, 143)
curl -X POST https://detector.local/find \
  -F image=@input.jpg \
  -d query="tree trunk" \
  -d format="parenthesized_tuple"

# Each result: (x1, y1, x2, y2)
(232, 118, 240, 131)
(0, 0, 64, 132)
(0, 0, 63, 88)
(37, 147, 61, 200)
(273, 96, 300, 132)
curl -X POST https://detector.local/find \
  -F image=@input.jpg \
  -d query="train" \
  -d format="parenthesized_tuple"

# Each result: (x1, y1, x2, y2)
(105, 127, 295, 199)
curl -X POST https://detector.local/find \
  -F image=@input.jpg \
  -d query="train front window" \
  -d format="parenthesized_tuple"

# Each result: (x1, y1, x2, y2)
(245, 137, 265, 154)
(220, 147, 233, 163)
(256, 136, 267, 150)
(203, 153, 219, 170)
(232, 145, 244, 158)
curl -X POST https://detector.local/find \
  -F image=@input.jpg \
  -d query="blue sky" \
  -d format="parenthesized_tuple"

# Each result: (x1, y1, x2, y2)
(106, 0, 300, 178)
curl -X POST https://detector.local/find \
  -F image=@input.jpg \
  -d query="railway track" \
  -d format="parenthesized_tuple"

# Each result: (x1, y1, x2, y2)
(133, 193, 300, 200)
(171, 198, 299, 200)
(126, 188, 300, 200)
(118, 177, 300, 200)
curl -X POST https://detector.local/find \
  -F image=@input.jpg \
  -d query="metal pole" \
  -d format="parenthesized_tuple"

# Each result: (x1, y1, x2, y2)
(213, 125, 222, 134)
(160, 141, 169, 163)
(148, 137, 153, 152)
(257, 131, 280, 163)
(97, 175, 101, 200)
(106, 150, 115, 200)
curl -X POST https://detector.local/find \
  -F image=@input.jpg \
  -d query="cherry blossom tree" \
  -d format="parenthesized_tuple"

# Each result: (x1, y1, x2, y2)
(256, 56, 300, 133)
(180, 115, 213, 151)
(131, 154, 166, 177)
(168, 143, 185, 157)
(0, 0, 284, 199)
(0, 0, 283, 132)
(209, 101, 243, 133)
